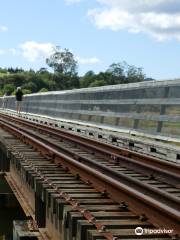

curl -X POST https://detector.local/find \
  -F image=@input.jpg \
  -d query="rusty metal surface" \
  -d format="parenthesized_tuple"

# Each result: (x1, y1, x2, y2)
(0, 112, 179, 184)
(0, 113, 179, 239)
(0, 115, 179, 206)
(4, 136, 173, 240)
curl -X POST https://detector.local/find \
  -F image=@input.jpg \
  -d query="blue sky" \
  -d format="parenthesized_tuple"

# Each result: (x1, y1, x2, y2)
(0, 0, 180, 79)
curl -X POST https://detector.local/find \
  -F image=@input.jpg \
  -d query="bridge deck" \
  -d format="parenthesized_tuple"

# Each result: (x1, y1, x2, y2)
(2, 109, 180, 164)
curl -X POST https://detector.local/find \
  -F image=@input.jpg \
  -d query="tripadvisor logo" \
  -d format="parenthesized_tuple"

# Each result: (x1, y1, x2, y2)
(135, 227, 143, 235)
(135, 227, 174, 236)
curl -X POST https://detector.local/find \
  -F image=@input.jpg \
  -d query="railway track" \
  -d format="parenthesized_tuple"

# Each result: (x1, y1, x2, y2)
(0, 112, 179, 239)
(4, 137, 173, 240)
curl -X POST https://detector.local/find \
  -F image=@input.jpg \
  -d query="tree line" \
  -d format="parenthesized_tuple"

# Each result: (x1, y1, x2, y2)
(0, 46, 153, 96)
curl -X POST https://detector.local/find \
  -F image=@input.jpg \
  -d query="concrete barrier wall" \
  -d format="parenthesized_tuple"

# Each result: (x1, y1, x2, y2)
(1, 79, 180, 138)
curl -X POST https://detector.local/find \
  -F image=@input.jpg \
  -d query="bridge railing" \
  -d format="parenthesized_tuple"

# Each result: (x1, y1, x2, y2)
(0, 79, 180, 139)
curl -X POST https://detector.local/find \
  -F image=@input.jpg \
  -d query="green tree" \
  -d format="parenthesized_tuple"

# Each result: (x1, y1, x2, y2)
(22, 81, 37, 92)
(89, 79, 106, 87)
(0, 90, 3, 96)
(22, 89, 31, 94)
(107, 63, 125, 77)
(126, 65, 145, 83)
(0, 68, 8, 74)
(46, 46, 78, 76)
(37, 68, 48, 74)
(80, 71, 96, 88)
(106, 62, 126, 84)
(107, 61, 145, 84)
(39, 88, 48, 93)
(3, 84, 15, 95)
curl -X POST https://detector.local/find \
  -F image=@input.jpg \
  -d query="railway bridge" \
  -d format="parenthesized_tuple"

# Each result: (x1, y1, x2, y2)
(0, 79, 180, 240)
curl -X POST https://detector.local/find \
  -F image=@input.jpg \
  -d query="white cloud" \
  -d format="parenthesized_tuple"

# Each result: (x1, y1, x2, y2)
(3, 41, 100, 66)
(0, 25, 8, 32)
(88, 8, 134, 31)
(88, 0, 180, 41)
(76, 56, 101, 64)
(0, 49, 5, 55)
(20, 41, 54, 62)
(97, 0, 180, 13)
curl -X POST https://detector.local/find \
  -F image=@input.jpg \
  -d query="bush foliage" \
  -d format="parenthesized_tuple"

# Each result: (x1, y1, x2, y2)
(0, 48, 150, 96)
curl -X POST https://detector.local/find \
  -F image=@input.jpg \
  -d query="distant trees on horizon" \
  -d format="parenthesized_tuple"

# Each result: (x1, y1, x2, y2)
(0, 47, 152, 96)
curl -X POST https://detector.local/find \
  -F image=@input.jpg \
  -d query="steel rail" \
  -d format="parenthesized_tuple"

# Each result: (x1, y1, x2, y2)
(0, 113, 179, 186)
(7, 139, 170, 240)
(0, 119, 179, 235)
(0, 116, 179, 209)
(0, 116, 179, 211)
